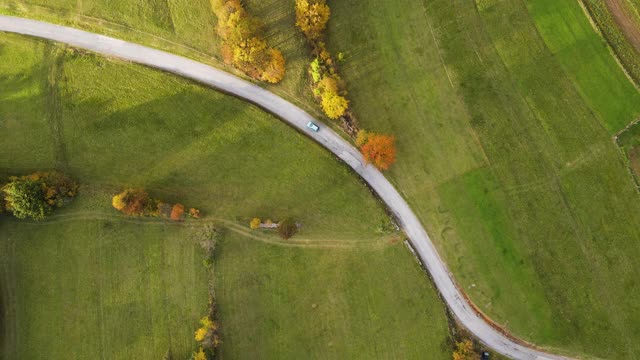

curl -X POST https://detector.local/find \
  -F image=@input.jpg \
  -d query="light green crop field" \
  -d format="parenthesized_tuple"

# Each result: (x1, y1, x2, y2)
(0, 215, 210, 359)
(0, 34, 451, 359)
(528, 0, 640, 132)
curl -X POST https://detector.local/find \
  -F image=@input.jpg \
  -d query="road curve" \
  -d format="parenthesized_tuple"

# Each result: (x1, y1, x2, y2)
(0, 15, 570, 360)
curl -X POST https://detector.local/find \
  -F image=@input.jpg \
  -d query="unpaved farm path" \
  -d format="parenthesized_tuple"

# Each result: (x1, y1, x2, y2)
(607, 0, 640, 53)
(0, 15, 570, 360)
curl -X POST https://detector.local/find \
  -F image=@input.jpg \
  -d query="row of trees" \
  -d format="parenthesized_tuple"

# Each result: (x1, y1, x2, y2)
(193, 312, 220, 360)
(192, 227, 221, 360)
(295, 0, 354, 131)
(250, 217, 299, 239)
(212, 0, 286, 83)
(111, 188, 200, 221)
(295, 0, 397, 170)
(1, 171, 78, 220)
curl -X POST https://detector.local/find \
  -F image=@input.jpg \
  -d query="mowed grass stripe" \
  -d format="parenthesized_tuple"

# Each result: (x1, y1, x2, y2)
(526, 0, 640, 133)
(431, 0, 640, 357)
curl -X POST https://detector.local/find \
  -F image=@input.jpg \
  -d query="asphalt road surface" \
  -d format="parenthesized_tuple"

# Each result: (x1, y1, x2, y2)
(0, 15, 571, 360)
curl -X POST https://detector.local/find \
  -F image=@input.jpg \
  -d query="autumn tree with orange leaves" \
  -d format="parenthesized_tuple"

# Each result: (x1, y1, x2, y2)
(171, 203, 185, 221)
(358, 132, 397, 170)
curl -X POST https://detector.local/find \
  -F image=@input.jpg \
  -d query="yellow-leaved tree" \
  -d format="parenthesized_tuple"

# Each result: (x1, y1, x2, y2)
(295, 0, 331, 40)
(193, 347, 207, 360)
(250, 217, 262, 229)
(452, 340, 476, 360)
(321, 92, 349, 119)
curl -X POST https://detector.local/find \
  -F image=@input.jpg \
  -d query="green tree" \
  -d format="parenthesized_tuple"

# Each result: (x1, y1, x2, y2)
(2, 178, 50, 220)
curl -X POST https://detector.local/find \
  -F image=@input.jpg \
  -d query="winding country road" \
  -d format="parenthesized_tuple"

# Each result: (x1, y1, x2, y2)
(0, 15, 569, 360)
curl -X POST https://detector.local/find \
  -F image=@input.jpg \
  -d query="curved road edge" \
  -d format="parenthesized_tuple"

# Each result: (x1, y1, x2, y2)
(0, 15, 570, 360)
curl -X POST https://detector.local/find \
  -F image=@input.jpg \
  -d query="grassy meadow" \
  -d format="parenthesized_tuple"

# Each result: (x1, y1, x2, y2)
(3, 0, 640, 358)
(0, 215, 210, 359)
(0, 33, 452, 359)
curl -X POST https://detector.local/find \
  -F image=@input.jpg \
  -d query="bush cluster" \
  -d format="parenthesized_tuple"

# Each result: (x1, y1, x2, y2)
(1, 171, 78, 220)
(192, 310, 220, 360)
(111, 188, 200, 221)
(452, 339, 481, 360)
(277, 217, 298, 239)
(295, 0, 357, 134)
(212, 0, 286, 83)
(582, 0, 640, 86)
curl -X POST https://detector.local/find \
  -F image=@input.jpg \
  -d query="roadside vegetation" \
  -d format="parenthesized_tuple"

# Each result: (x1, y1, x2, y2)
(0, 33, 450, 359)
(211, 0, 285, 83)
(617, 122, 640, 187)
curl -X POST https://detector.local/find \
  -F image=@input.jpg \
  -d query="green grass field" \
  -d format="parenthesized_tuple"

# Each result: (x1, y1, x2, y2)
(0, 33, 452, 359)
(0, 215, 210, 359)
(215, 232, 450, 359)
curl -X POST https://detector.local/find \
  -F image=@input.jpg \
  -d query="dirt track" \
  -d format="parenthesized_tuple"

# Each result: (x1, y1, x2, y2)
(606, 0, 640, 53)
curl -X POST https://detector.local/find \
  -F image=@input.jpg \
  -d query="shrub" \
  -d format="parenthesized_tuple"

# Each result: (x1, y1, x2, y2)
(355, 130, 369, 147)
(452, 340, 476, 360)
(189, 208, 201, 219)
(250, 217, 261, 229)
(2, 179, 49, 220)
(359, 133, 397, 170)
(193, 347, 207, 360)
(310, 58, 321, 83)
(278, 218, 298, 239)
(111, 189, 150, 216)
(170, 203, 185, 221)
(157, 202, 173, 218)
(2, 172, 78, 220)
